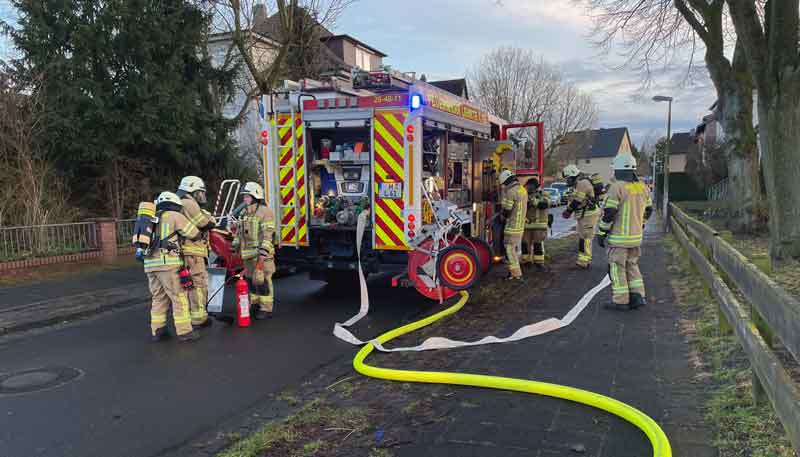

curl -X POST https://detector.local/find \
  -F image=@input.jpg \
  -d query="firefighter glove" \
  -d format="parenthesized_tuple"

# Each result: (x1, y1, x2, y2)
(562, 209, 572, 219)
(537, 201, 549, 210)
(596, 231, 607, 248)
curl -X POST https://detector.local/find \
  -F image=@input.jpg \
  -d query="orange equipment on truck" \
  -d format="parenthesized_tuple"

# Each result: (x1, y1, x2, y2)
(213, 71, 544, 300)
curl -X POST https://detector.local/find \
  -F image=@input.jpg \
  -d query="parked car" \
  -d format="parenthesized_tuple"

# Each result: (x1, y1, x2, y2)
(543, 188, 561, 207)
(550, 182, 569, 205)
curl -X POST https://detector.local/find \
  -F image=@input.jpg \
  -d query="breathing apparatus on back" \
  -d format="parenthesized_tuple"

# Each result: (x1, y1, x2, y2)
(131, 192, 184, 261)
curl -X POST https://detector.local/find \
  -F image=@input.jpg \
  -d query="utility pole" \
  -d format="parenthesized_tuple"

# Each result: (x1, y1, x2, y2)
(653, 96, 673, 232)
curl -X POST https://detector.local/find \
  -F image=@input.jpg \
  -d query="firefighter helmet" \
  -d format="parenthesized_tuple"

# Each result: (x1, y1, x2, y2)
(155, 191, 183, 207)
(240, 182, 265, 201)
(178, 176, 206, 194)
(612, 154, 637, 171)
(562, 164, 581, 179)
(498, 169, 514, 185)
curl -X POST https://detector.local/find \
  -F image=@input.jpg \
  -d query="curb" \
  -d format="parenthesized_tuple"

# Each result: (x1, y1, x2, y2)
(0, 285, 149, 335)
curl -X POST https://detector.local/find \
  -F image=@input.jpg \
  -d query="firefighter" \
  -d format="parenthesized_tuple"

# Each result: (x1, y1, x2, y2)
(522, 175, 550, 271)
(176, 176, 217, 329)
(596, 155, 653, 310)
(499, 170, 527, 280)
(145, 192, 201, 342)
(562, 164, 601, 269)
(232, 182, 276, 319)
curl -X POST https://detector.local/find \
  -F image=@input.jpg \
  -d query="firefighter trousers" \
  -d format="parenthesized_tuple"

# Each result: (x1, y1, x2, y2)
(576, 212, 599, 268)
(522, 229, 547, 265)
(184, 255, 209, 325)
(608, 247, 645, 305)
(504, 233, 523, 278)
(147, 270, 193, 336)
(244, 256, 275, 313)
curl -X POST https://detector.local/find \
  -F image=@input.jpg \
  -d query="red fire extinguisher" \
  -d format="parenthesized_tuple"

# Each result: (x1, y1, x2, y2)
(235, 274, 251, 327)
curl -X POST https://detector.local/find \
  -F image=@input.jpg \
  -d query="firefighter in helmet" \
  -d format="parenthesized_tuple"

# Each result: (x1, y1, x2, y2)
(522, 175, 550, 271)
(597, 155, 653, 310)
(562, 164, 601, 269)
(144, 191, 201, 342)
(232, 182, 276, 319)
(499, 169, 528, 280)
(176, 176, 217, 329)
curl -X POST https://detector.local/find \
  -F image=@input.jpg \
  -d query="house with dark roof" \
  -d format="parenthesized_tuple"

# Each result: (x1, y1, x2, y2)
(552, 127, 634, 180)
(429, 79, 469, 99)
(666, 132, 693, 173)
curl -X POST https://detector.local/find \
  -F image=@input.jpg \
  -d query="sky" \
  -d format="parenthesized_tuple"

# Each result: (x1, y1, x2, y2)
(335, 0, 717, 147)
(0, 0, 717, 147)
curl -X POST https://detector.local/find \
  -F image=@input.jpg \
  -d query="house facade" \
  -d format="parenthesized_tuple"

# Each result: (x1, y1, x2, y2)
(667, 132, 692, 173)
(208, 4, 387, 168)
(553, 127, 634, 181)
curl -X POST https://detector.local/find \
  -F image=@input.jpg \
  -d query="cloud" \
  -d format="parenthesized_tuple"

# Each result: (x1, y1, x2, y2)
(337, 0, 718, 145)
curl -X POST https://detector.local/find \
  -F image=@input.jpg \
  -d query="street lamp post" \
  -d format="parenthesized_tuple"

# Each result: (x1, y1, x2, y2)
(653, 95, 673, 232)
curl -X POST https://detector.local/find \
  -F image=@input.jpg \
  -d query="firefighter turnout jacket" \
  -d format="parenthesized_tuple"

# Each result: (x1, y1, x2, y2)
(598, 180, 653, 247)
(180, 197, 216, 257)
(525, 189, 550, 230)
(502, 181, 528, 236)
(143, 211, 200, 273)
(238, 204, 276, 260)
(569, 176, 600, 218)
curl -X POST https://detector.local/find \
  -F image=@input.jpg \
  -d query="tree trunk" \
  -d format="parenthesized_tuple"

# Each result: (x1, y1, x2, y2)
(760, 84, 800, 263)
(719, 83, 762, 232)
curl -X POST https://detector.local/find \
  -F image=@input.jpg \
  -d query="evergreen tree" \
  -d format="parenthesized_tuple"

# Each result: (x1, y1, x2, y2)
(7, 0, 245, 217)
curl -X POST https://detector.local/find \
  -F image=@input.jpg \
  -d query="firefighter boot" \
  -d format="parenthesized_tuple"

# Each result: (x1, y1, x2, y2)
(178, 330, 201, 342)
(254, 310, 270, 320)
(629, 292, 647, 310)
(151, 327, 170, 342)
(195, 318, 213, 329)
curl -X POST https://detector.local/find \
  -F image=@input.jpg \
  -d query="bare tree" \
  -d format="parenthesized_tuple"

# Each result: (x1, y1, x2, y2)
(727, 0, 800, 263)
(0, 73, 75, 226)
(577, 0, 763, 233)
(468, 46, 598, 157)
(203, 0, 354, 97)
(199, 0, 355, 172)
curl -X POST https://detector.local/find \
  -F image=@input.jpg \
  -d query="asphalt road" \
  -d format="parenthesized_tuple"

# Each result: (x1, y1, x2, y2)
(0, 273, 429, 457)
(0, 208, 575, 457)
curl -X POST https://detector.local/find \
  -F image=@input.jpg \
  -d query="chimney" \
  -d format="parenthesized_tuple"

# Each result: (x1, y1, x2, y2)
(253, 2, 267, 27)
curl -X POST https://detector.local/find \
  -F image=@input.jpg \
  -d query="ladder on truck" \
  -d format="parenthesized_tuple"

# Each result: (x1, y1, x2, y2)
(273, 104, 309, 248)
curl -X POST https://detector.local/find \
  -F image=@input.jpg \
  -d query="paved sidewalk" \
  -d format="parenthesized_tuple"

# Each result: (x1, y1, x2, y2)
(352, 226, 714, 456)
(0, 266, 147, 334)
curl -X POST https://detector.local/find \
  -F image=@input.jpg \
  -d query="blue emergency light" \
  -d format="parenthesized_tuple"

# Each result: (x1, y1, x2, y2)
(410, 94, 423, 110)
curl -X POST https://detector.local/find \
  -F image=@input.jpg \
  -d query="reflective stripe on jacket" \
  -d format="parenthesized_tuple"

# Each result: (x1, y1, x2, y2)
(601, 181, 652, 248)
(238, 204, 276, 260)
(572, 177, 599, 218)
(502, 182, 528, 236)
(180, 197, 216, 257)
(143, 211, 199, 273)
(525, 190, 550, 230)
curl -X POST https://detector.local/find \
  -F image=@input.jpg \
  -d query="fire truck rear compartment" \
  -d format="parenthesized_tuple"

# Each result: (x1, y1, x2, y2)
(306, 126, 372, 230)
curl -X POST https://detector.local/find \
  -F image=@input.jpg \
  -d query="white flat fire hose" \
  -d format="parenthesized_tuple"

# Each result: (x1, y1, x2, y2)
(332, 211, 605, 352)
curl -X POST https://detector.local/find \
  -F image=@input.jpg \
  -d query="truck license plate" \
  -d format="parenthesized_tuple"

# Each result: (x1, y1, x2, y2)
(378, 182, 403, 199)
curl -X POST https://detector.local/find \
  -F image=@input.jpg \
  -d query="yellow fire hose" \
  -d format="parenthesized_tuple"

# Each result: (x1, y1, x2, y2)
(352, 291, 672, 457)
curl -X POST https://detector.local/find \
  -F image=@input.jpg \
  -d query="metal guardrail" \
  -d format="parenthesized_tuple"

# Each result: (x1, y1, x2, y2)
(0, 222, 98, 262)
(670, 203, 800, 452)
(116, 219, 135, 248)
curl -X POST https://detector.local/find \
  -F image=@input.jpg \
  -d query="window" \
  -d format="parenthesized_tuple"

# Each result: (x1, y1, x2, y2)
(585, 159, 591, 164)
(355, 48, 371, 71)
